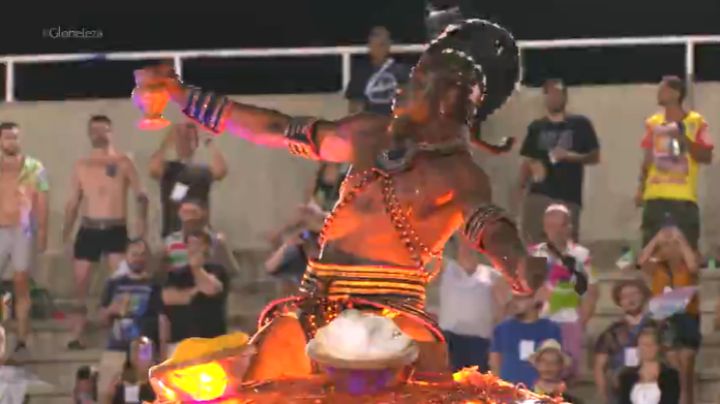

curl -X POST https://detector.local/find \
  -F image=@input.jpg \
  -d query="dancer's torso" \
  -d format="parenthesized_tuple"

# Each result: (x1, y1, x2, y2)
(320, 137, 475, 269)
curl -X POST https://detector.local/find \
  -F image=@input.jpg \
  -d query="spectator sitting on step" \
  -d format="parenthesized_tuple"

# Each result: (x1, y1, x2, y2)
(108, 337, 157, 404)
(489, 291, 562, 388)
(593, 278, 656, 404)
(162, 229, 229, 357)
(529, 204, 598, 381)
(162, 198, 237, 275)
(617, 326, 680, 404)
(637, 224, 700, 404)
(97, 239, 165, 403)
(528, 339, 583, 403)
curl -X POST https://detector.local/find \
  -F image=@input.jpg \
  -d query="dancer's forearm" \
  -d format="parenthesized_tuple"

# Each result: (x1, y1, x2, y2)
(463, 203, 535, 295)
(165, 78, 386, 162)
(168, 81, 323, 157)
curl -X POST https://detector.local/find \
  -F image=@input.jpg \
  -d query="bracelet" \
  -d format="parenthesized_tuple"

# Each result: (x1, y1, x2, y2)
(182, 86, 230, 134)
(285, 117, 321, 159)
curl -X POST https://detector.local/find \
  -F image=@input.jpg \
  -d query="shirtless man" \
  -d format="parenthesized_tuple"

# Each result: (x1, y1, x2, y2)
(62, 115, 149, 349)
(0, 122, 49, 352)
(138, 19, 544, 388)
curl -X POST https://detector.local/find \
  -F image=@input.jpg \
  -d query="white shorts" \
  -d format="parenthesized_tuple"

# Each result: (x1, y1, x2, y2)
(0, 227, 32, 274)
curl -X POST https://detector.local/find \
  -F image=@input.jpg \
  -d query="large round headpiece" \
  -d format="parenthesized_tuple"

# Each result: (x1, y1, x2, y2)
(423, 19, 520, 153)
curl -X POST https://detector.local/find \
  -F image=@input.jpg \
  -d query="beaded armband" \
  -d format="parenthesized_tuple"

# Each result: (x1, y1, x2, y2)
(463, 204, 533, 295)
(462, 203, 515, 251)
(182, 86, 231, 134)
(285, 117, 321, 160)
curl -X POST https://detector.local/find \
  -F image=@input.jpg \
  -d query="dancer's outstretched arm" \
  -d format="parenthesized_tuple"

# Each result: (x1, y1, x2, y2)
(139, 66, 389, 163)
(458, 166, 546, 295)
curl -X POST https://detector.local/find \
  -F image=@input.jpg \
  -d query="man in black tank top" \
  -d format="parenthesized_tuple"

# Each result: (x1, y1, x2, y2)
(149, 122, 228, 237)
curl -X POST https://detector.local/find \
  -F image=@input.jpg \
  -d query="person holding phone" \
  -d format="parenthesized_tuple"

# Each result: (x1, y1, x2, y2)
(637, 223, 700, 404)
(97, 239, 165, 404)
(636, 76, 713, 252)
(109, 337, 157, 404)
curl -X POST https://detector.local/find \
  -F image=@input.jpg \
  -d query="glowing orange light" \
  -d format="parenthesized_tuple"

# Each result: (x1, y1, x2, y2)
(156, 379, 177, 402)
(434, 191, 455, 206)
(167, 361, 228, 401)
(381, 308, 399, 319)
(452, 366, 478, 383)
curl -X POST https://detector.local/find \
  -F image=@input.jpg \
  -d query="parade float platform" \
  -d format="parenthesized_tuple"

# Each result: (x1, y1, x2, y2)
(149, 316, 562, 403)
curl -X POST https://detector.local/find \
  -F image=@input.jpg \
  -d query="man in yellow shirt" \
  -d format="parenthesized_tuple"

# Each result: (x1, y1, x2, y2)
(636, 76, 713, 250)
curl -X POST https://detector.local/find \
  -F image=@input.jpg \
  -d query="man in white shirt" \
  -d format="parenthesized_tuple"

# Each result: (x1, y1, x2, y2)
(439, 236, 510, 372)
(529, 204, 599, 380)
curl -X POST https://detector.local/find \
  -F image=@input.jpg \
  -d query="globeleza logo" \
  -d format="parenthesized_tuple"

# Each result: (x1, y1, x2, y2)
(42, 26, 103, 40)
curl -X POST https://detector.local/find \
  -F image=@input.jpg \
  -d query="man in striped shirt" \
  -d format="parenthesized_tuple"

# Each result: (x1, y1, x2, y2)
(162, 199, 236, 273)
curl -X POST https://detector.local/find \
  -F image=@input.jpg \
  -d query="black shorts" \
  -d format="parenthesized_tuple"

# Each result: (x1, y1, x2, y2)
(664, 313, 702, 350)
(74, 225, 128, 262)
(642, 199, 700, 249)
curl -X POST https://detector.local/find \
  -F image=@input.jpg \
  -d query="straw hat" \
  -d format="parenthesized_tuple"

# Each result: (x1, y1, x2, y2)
(528, 339, 572, 369)
(611, 278, 651, 307)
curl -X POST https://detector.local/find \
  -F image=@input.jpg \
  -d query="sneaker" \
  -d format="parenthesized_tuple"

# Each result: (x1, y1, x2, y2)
(67, 340, 86, 350)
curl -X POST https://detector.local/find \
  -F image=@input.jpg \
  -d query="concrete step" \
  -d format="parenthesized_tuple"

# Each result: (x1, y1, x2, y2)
(585, 300, 717, 338)
(17, 349, 102, 391)
(27, 383, 72, 404)
(4, 319, 105, 352)
(30, 249, 272, 300)
(592, 268, 720, 309)
(569, 333, 720, 376)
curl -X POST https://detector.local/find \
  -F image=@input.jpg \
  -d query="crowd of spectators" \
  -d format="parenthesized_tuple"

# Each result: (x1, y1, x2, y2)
(436, 74, 713, 404)
(0, 24, 715, 404)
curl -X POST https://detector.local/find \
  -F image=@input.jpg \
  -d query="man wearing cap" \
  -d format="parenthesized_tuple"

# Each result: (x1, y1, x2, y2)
(593, 278, 657, 404)
(529, 204, 598, 381)
(636, 75, 713, 251)
(528, 339, 581, 403)
(517, 79, 600, 244)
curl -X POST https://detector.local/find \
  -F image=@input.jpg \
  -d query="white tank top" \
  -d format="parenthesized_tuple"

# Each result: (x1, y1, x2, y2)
(438, 260, 497, 338)
(630, 382, 661, 404)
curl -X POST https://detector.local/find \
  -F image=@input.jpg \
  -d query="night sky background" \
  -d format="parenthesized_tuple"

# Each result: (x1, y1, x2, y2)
(1, 1, 719, 100)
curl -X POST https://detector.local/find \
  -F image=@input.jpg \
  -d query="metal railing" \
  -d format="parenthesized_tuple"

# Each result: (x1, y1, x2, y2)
(2, 35, 720, 102)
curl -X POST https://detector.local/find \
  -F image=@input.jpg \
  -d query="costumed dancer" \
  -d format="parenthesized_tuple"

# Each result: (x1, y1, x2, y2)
(133, 19, 546, 381)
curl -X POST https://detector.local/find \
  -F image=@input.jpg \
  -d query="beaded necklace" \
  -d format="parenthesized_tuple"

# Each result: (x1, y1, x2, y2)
(318, 137, 468, 271)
